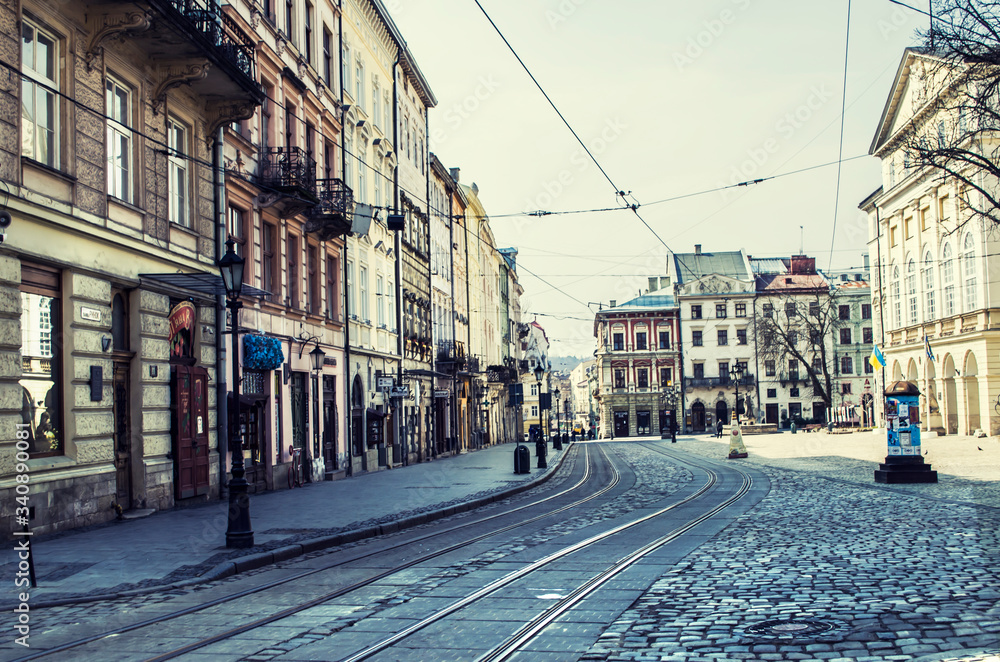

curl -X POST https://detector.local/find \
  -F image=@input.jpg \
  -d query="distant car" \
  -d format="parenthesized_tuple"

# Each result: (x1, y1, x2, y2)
(572, 423, 584, 435)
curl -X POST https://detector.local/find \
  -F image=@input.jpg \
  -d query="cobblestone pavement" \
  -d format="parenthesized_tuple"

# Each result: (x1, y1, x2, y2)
(580, 436, 1000, 662)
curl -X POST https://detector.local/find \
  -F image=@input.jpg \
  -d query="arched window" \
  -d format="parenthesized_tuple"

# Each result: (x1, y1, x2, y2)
(942, 243, 955, 316)
(963, 233, 977, 311)
(890, 264, 901, 328)
(922, 250, 935, 321)
(906, 258, 917, 324)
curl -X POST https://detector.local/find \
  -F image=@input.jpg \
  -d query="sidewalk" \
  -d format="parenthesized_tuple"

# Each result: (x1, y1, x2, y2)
(2, 441, 567, 607)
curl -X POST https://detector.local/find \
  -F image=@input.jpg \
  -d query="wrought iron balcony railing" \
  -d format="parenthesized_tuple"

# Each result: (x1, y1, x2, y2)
(684, 375, 755, 389)
(258, 146, 318, 198)
(155, 0, 260, 96)
(304, 178, 354, 240)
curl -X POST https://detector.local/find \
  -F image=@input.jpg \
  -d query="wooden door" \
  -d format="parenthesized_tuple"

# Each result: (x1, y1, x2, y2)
(290, 372, 308, 478)
(766, 403, 779, 425)
(113, 361, 132, 509)
(173, 365, 210, 499)
(613, 411, 629, 437)
(323, 375, 337, 472)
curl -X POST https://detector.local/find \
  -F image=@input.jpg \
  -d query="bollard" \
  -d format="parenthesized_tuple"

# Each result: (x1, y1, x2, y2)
(514, 444, 530, 474)
(791, 420, 797, 434)
(535, 438, 547, 469)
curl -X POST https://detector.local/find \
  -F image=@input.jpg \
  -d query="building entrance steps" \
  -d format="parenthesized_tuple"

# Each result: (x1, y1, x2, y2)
(1, 441, 570, 608)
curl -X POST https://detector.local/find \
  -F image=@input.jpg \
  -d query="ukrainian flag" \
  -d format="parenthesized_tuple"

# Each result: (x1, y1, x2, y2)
(869, 344, 886, 371)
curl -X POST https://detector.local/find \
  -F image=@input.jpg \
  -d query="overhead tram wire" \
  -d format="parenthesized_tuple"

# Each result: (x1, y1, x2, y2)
(827, 0, 852, 273)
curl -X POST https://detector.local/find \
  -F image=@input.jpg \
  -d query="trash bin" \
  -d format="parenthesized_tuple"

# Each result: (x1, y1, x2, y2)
(514, 444, 530, 474)
(553, 434, 562, 450)
(791, 421, 797, 434)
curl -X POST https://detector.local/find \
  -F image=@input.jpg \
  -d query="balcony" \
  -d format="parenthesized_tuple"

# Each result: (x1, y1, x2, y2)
(256, 147, 319, 217)
(778, 372, 808, 384)
(435, 340, 467, 372)
(684, 375, 756, 390)
(304, 178, 354, 241)
(87, 0, 264, 114)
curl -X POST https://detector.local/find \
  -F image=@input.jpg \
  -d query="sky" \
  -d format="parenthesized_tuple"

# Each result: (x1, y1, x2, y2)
(388, 0, 928, 358)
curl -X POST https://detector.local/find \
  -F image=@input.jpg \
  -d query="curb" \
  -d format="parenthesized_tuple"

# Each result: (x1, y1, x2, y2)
(20, 443, 573, 609)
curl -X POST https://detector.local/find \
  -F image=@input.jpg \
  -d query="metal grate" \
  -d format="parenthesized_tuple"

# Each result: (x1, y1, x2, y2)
(742, 617, 847, 640)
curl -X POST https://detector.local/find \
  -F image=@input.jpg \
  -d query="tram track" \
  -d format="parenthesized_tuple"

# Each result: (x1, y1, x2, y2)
(340, 442, 753, 662)
(9, 442, 627, 662)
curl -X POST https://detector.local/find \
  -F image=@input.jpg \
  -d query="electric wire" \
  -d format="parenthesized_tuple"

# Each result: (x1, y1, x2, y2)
(827, 0, 852, 273)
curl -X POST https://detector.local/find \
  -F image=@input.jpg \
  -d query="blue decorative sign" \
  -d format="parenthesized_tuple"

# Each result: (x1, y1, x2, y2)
(242, 334, 284, 371)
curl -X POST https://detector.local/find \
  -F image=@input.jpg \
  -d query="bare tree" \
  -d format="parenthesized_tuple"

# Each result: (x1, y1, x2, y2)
(901, 1, 1000, 230)
(754, 293, 838, 418)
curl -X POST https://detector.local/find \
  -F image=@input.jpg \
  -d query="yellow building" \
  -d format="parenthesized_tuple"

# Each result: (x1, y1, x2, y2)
(862, 49, 1000, 435)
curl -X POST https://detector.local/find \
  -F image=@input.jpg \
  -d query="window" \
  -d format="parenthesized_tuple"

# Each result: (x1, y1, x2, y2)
(963, 233, 977, 311)
(717, 329, 728, 346)
(343, 127, 353, 188)
(20, 263, 63, 457)
(790, 387, 800, 398)
(373, 81, 381, 131)
(766, 388, 777, 398)
(923, 250, 935, 321)
(788, 359, 799, 379)
(788, 331, 798, 346)
(841, 382, 852, 395)
(357, 139, 367, 203)
(355, 61, 365, 111)
(613, 369, 625, 389)
(376, 275, 385, 327)
(21, 20, 59, 167)
(326, 254, 339, 320)
(322, 26, 332, 87)
(637, 368, 648, 389)
(907, 258, 918, 323)
(386, 279, 395, 331)
(840, 356, 853, 374)
(262, 222, 278, 301)
(346, 261, 354, 317)
(285, 101, 296, 148)
(865, 357, 874, 374)
(531, 405, 538, 417)
(904, 216, 913, 239)
(612, 332, 624, 351)
(308, 244, 320, 314)
(785, 301, 797, 317)
(659, 367, 673, 385)
(384, 92, 391, 137)
(106, 76, 133, 202)
(840, 328, 852, 345)
(812, 356, 823, 372)
(530, 383, 537, 396)
(692, 330, 703, 346)
(167, 118, 189, 226)
(735, 302, 746, 317)
(718, 362, 729, 383)
(838, 305, 850, 320)
(692, 363, 704, 379)
(287, 234, 300, 308)
(227, 205, 247, 257)
(891, 265, 902, 326)
(260, 83, 273, 151)
(304, 1, 313, 64)
(730, 328, 744, 346)
(942, 244, 955, 316)
(789, 403, 802, 419)
(765, 360, 775, 376)
(861, 303, 871, 320)
(690, 305, 702, 319)
(715, 303, 727, 318)
(636, 331, 647, 350)
(285, 0, 294, 42)
(359, 265, 369, 323)
(658, 330, 670, 349)
(863, 327, 873, 344)
(890, 224, 898, 246)
(762, 303, 773, 318)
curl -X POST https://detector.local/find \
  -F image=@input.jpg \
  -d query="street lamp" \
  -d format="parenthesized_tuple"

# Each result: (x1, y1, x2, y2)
(661, 384, 678, 443)
(219, 238, 253, 549)
(553, 387, 562, 450)
(729, 363, 745, 426)
(533, 363, 546, 468)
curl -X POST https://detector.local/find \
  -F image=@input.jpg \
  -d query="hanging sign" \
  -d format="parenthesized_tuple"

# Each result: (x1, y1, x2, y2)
(169, 301, 196, 359)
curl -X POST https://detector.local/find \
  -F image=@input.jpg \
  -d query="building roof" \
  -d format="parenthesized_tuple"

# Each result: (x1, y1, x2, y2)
(604, 293, 678, 312)
(756, 273, 829, 293)
(672, 250, 751, 283)
(750, 258, 789, 275)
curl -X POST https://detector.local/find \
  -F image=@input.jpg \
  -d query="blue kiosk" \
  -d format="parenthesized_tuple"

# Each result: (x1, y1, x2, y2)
(874, 381, 938, 483)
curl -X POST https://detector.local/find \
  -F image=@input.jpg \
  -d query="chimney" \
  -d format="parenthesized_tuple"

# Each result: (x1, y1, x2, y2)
(449, 167, 460, 182)
(789, 255, 816, 275)
(648, 277, 658, 293)
(694, 244, 702, 255)
(609, 299, 617, 308)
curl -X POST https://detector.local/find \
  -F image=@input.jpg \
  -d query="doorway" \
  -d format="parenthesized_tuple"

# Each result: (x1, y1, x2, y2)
(691, 402, 706, 431)
(765, 403, 779, 425)
(290, 372, 308, 480)
(613, 410, 629, 437)
(323, 375, 338, 472)
(113, 360, 132, 509)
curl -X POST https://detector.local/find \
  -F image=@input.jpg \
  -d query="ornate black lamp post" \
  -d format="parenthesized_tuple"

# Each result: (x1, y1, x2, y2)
(220, 239, 253, 548)
(553, 387, 562, 450)
(729, 363, 745, 426)
(533, 363, 546, 468)
(661, 385, 678, 443)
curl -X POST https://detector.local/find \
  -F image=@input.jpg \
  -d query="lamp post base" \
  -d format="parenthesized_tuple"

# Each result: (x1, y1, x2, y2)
(225, 481, 254, 548)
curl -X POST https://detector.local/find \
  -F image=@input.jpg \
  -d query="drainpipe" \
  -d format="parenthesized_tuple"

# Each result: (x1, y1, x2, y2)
(449, 186, 458, 453)
(392, 53, 406, 466)
(338, 6, 353, 477)
(425, 106, 434, 461)
(214, 127, 229, 497)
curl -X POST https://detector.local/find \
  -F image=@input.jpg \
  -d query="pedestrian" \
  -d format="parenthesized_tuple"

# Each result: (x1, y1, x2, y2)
(716, 419, 723, 438)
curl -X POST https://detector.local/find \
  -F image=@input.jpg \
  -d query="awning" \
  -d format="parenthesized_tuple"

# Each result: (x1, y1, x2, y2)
(365, 407, 386, 418)
(140, 272, 272, 299)
(229, 393, 268, 407)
